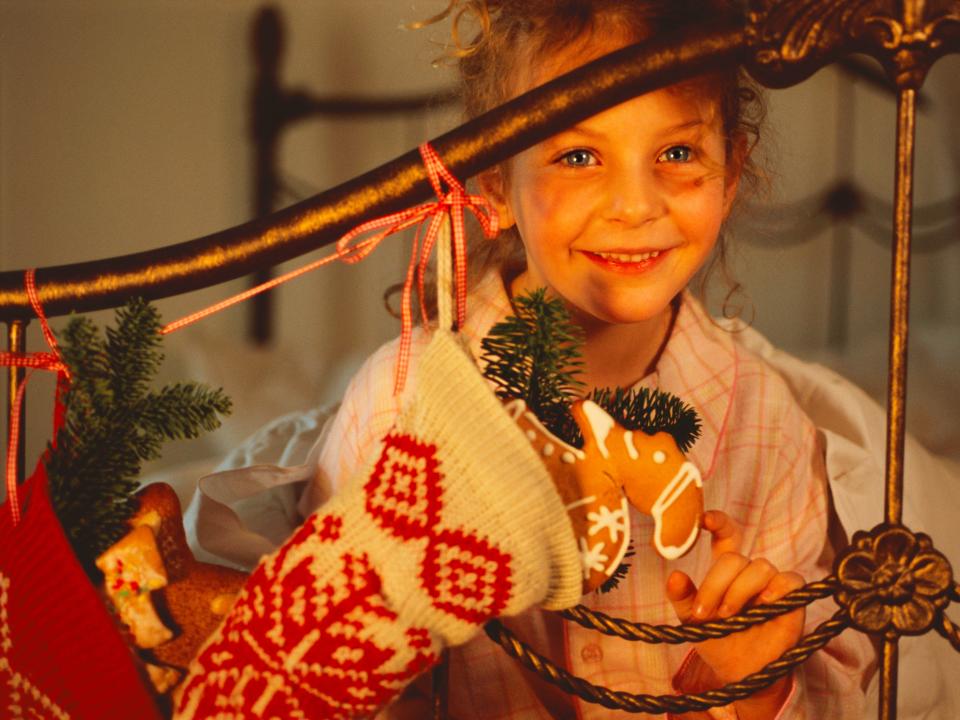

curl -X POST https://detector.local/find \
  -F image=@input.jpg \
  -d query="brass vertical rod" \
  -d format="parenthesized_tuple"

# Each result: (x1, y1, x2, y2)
(884, 87, 916, 527)
(6, 320, 27, 485)
(879, 639, 899, 720)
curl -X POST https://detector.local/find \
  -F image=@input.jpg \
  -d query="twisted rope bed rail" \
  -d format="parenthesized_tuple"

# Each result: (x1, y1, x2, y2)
(480, 521, 956, 716)
(485, 611, 850, 714)
(487, 555, 957, 714)
(559, 578, 837, 643)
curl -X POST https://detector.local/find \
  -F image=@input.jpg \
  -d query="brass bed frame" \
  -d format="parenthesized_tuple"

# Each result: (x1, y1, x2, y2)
(2, 2, 959, 718)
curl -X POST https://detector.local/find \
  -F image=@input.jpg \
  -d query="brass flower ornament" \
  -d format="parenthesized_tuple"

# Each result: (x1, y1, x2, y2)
(837, 525, 953, 638)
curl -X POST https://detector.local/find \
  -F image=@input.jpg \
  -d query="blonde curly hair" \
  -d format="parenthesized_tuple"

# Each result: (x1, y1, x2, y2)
(406, 0, 765, 312)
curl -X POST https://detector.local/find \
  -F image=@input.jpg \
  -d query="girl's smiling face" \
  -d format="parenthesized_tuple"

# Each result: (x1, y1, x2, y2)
(485, 37, 741, 331)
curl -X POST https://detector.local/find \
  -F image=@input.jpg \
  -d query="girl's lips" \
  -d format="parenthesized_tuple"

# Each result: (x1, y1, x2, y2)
(582, 248, 670, 273)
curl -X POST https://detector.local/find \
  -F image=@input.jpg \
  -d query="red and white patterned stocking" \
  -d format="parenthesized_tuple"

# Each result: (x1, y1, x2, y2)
(174, 329, 582, 719)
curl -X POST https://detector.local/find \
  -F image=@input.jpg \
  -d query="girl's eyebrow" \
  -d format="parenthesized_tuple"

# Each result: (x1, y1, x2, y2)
(554, 117, 705, 142)
(662, 118, 705, 133)
(553, 123, 607, 141)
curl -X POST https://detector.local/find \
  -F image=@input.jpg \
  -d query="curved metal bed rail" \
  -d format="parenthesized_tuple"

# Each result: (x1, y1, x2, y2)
(0, 21, 744, 321)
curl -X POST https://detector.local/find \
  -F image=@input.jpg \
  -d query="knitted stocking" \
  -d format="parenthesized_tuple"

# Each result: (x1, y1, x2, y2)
(173, 329, 582, 719)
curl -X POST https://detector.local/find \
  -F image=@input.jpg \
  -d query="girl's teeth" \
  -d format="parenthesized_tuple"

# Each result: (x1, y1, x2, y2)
(596, 250, 660, 262)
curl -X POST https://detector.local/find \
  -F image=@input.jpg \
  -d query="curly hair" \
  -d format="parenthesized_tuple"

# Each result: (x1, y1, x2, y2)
(405, 0, 766, 313)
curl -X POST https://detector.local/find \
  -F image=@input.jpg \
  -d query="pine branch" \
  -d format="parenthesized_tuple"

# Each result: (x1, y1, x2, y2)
(106, 297, 163, 406)
(556, 386, 702, 453)
(45, 299, 232, 573)
(136, 384, 233, 444)
(480, 288, 585, 433)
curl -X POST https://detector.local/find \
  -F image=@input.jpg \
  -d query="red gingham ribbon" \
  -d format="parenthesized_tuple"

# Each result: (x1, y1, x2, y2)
(162, 142, 498, 394)
(1, 146, 494, 522)
(2, 269, 71, 526)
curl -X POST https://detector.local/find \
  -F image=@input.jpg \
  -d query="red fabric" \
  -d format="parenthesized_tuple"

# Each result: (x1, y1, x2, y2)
(0, 270, 157, 718)
(176, 470, 440, 718)
(364, 433, 444, 539)
(0, 460, 160, 720)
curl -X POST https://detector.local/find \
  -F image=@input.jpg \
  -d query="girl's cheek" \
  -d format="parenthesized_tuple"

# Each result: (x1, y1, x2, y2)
(525, 176, 575, 215)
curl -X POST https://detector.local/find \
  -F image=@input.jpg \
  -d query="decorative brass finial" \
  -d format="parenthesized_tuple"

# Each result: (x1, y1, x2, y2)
(836, 525, 953, 639)
(745, 0, 960, 88)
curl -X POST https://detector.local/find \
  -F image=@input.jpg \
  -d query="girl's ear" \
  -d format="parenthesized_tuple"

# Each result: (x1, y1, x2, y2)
(478, 167, 516, 229)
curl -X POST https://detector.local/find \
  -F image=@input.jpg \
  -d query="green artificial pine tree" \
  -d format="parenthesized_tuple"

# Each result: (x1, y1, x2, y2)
(45, 298, 232, 573)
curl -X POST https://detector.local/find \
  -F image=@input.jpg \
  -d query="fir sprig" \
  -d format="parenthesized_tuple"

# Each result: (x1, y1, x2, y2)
(554, 386, 702, 453)
(45, 298, 232, 572)
(480, 288, 585, 434)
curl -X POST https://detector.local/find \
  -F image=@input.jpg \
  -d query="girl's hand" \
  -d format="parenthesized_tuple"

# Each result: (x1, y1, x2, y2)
(666, 511, 804, 717)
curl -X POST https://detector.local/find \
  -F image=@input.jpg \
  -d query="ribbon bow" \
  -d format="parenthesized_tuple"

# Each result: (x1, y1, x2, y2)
(2, 269, 71, 526)
(336, 143, 498, 392)
(162, 142, 498, 394)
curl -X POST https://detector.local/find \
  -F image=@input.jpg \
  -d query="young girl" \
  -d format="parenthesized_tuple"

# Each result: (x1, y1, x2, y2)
(176, 2, 873, 718)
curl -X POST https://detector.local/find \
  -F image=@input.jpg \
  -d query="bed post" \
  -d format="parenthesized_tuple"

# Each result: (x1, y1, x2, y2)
(877, 82, 918, 720)
(249, 6, 284, 346)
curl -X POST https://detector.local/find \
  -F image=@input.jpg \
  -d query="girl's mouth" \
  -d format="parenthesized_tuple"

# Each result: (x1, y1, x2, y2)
(582, 249, 668, 273)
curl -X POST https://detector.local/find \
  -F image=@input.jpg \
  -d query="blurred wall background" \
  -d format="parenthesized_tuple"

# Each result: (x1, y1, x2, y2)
(1, 0, 958, 472)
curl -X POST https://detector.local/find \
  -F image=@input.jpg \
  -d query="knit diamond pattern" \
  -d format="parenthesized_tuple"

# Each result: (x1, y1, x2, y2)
(365, 433, 443, 540)
(176, 429, 518, 719)
(175, 330, 581, 719)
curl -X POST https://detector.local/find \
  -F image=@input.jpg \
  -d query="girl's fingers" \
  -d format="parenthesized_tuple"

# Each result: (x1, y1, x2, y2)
(703, 510, 743, 560)
(757, 570, 805, 604)
(666, 570, 698, 623)
(691, 551, 749, 619)
(715, 557, 779, 617)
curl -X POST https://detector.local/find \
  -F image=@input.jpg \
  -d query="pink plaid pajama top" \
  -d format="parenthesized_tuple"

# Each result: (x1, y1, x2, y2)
(305, 272, 874, 719)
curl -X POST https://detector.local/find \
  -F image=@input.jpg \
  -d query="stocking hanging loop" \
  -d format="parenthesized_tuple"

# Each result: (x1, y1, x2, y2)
(1, 269, 70, 526)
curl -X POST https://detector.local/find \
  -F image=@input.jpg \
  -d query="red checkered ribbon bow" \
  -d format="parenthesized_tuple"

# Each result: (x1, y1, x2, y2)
(2, 269, 71, 525)
(163, 142, 498, 394)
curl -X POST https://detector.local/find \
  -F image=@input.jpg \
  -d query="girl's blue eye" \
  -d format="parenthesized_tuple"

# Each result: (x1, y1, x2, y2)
(659, 145, 693, 163)
(560, 149, 597, 167)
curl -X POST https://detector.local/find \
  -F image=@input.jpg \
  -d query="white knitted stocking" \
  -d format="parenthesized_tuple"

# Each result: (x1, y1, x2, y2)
(174, 248, 581, 719)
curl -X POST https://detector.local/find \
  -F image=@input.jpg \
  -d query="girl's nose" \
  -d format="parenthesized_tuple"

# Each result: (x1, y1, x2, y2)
(606, 167, 665, 226)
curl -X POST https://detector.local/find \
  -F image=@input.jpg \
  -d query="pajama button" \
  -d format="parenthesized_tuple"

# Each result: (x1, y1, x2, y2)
(580, 643, 603, 663)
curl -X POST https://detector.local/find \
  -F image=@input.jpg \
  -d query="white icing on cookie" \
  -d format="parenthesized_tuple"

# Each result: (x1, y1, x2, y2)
(581, 400, 615, 459)
(651, 461, 703, 559)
